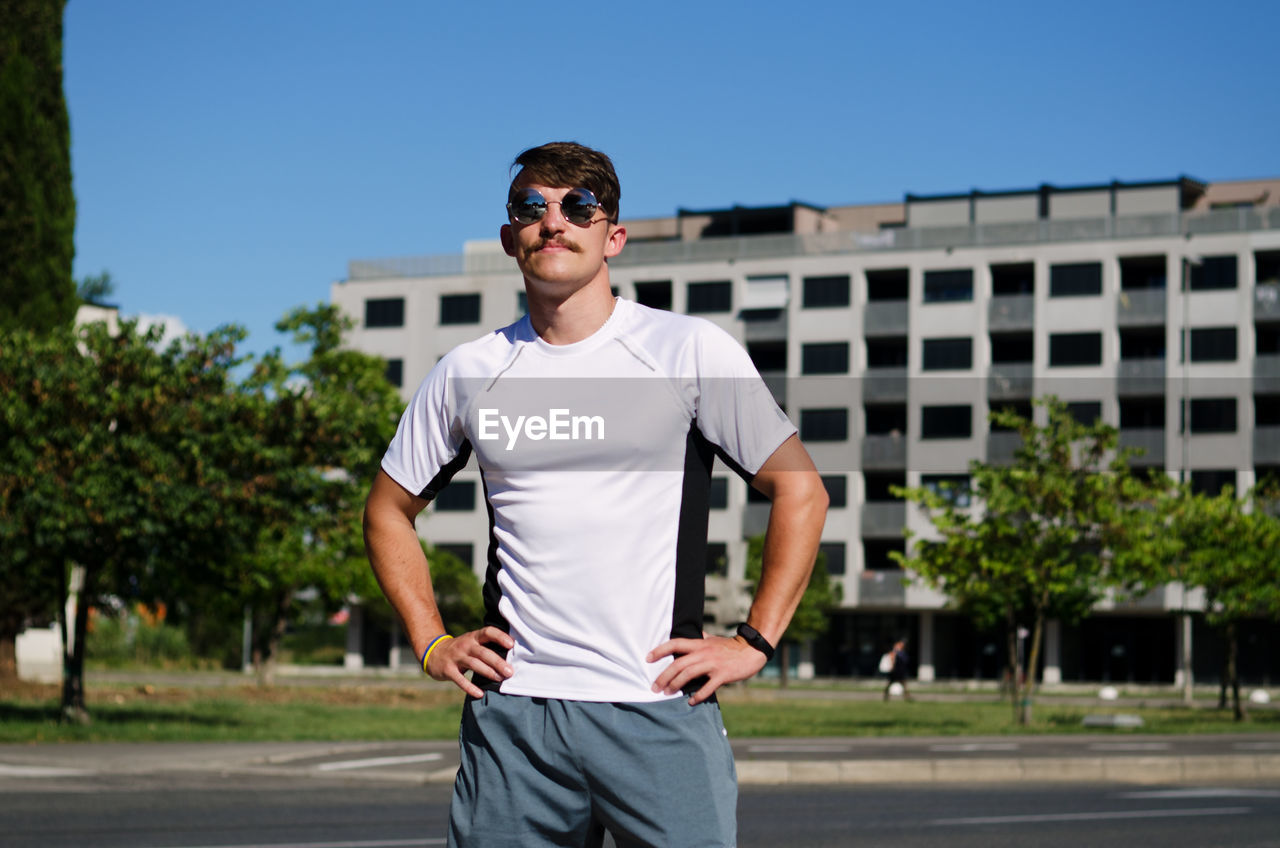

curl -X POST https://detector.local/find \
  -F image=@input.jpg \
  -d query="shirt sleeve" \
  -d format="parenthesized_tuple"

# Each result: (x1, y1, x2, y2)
(690, 322, 797, 477)
(381, 358, 471, 500)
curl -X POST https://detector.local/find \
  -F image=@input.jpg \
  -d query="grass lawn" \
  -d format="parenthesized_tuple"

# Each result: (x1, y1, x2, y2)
(2, 679, 1277, 743)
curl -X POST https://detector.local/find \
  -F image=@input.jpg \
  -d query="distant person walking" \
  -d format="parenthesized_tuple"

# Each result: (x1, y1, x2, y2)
(883, 639, 912, 701)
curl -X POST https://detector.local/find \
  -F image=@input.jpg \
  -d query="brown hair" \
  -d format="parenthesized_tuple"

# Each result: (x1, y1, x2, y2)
(509, 141, 620, 223)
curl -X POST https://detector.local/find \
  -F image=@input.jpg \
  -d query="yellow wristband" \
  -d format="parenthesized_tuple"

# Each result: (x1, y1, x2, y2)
(422, 635, 453, 676)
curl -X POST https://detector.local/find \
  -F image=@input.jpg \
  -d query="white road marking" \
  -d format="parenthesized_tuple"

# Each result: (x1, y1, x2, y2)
(1088, 742, 1171, 752)
(929, 742, 1020, 752)
(746, 744, 852, 754)
(153, 840, 443, 848)
(1119, 788, 1280, 799)
(932, 806, 1250, 826)
(0, 764, 93, 777)
(314, 753, 444, 772)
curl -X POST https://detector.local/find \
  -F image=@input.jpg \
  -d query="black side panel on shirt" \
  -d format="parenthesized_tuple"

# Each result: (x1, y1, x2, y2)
(671, 423, 716, 641)
(418, 440, 474, 501)
(479, 474, 511, 650)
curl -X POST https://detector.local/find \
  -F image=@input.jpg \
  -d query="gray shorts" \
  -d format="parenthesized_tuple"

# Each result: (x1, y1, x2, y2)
(448, 691, 738, 847)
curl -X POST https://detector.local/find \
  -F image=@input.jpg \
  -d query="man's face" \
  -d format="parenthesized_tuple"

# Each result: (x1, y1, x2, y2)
(500, 180, 625, 294)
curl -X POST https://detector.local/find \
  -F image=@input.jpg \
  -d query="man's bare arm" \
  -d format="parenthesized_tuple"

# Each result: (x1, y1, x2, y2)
(363, 469, 512, 697)
(647, 434, 828, 704)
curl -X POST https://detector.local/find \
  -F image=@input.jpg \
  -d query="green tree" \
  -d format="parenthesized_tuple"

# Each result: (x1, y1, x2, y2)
(230, 304, 401, 681)
(0, 319, 262, 718)
(422, 544, 484, 637)
(1163, 486, 1280, 721)
(893, 397, 1161, 724)
(745, 535, 840, 687)
(0, 0, 77, 332)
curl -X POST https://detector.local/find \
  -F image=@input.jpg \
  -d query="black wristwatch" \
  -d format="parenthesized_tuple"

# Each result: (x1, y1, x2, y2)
(736, 623, 775, 661)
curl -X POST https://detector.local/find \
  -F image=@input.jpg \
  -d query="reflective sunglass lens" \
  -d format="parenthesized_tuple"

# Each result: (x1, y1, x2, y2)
(508, 189, 546, 223)
(561, 189, 600, 224)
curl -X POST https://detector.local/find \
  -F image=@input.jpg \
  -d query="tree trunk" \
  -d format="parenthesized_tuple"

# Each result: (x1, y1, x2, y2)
(1020, 614, 1045, 726)
(0, 620, 19, 683)
(60, 563, 94, 724)
(252, 592, 293, 686)
(1227, 622, 1246, 722)
(1006, 618, 1021, 725)
(778, 641, 790, 689)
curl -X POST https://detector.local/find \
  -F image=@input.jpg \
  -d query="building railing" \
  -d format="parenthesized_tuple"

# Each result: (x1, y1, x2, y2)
(860, 502, 907, 538)
(861, 368, 909, 402)
(1257, 284, 1280, 321)
(1117, 289, 1168, 326)
(861, 434, 907, 470)
(988, 294, 1034, 330)
(1255, 426, 1280, 465)
(1116, 359, 1167, 396)
(988, 364, 1034, 400)
(1118, 429, 1166, 466)
(859, 569, 907, 607)
(863, 301, 909, 336)
(347, 207, 1280, 280)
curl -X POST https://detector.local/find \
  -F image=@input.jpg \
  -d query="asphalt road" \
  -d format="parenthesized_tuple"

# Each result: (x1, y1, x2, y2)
(5, 774, 1280, 848)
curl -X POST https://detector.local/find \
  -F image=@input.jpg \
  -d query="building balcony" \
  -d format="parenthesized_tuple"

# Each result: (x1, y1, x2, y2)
(1116, 359, 1166, 396)
(859, 569, 906, 607)
(1118, 429, 1165, 466)
(1255, 426, 1280, 465)
(862, 434, 907, 470)
(863, 301, 909, 337)
(740, 309, 788, 341)
(742, 502, 770, 538)
(1256, 354, 1280, 394)
(862, 368, 908, 402)
(1256, 283, 1280, 321)
(987, 363, 1033, 400)
(986, 431, 1022, 465)
(988, 294, 1034, 330)
(1117, 289, 1167, 327)
(861, 502, 907, 538)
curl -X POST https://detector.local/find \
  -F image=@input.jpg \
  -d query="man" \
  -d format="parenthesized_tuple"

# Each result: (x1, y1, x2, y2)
(883, 639, 912, 701)
(363, 141, 828, 847)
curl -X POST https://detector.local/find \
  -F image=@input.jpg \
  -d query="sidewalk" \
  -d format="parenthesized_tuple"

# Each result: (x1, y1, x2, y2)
(4, 734, 1279, 787)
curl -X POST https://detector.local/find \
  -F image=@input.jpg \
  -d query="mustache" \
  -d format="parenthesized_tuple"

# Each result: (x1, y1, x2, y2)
(530, 237, 581, 253)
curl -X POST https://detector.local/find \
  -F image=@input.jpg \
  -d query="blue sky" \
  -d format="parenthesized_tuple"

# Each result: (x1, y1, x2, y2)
(64, 1, 1278, 357)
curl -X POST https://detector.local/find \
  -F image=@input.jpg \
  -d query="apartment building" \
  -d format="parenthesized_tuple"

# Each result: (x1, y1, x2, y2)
(331, 176, 1280, 685)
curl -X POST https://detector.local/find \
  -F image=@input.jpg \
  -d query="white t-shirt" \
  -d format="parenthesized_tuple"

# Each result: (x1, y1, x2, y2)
(381, 298, 796, 702)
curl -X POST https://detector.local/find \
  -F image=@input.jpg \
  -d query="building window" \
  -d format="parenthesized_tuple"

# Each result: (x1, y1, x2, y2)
(706, 542, 729, 576)
(434, 543, 474, 568)
(1120, 255, 1167, 290)
(991, 263, 1035, 296)
(921, 405, 972, 439)
(864, 471, 905, 501)
(819, 541, 846, 576)
(821, 474, 847, 508)
(747, 340, 787, 373)
(1186, 398, 1237, 434)
(866, 337, 908, 368)
(365, 297, 405, 328)
(921, 474, 971, 507)
(863, 539, 904, 571)
(800, 408, 848, 442)
(922, 337, 973, 371)
(709, 477, 729, 509)
(433, 480, 476, 511)
(1190, 469, 1236, 496)
(923, 269, 973, 303)
(802, 342, 850, 375)
(1066, 401, 1102, 426)
(1050, 262, 1103, 297)
(1120, 397, 1165, 429)
(1258, 251, 1280, 286)
(1049, 332, 1103, 367)
(1187, 255, 1238, 291)
(687, 280, 732, 313)
(865, 403, 907, 436)
(1189, 327, 1237, 362)
(440, 293, 481, 325)
(1258, 323, 1280, 355)
(1119, 327, 1165, 360)
(990, 332, 1033, 364)
(384, 358, 403, 388)
(866, 268, 909, 301)
(802, 274, 851, 308)
(634, 281, 673, 310)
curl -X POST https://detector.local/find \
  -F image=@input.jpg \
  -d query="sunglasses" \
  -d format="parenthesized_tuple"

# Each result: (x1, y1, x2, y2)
(507, 187, 610, 226)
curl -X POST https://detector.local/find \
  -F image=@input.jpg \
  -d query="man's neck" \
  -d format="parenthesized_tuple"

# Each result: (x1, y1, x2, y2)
(526, 278, 617, 345)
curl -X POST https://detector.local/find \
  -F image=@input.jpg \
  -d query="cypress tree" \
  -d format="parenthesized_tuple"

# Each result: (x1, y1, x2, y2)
(0, 0, 77, 332)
